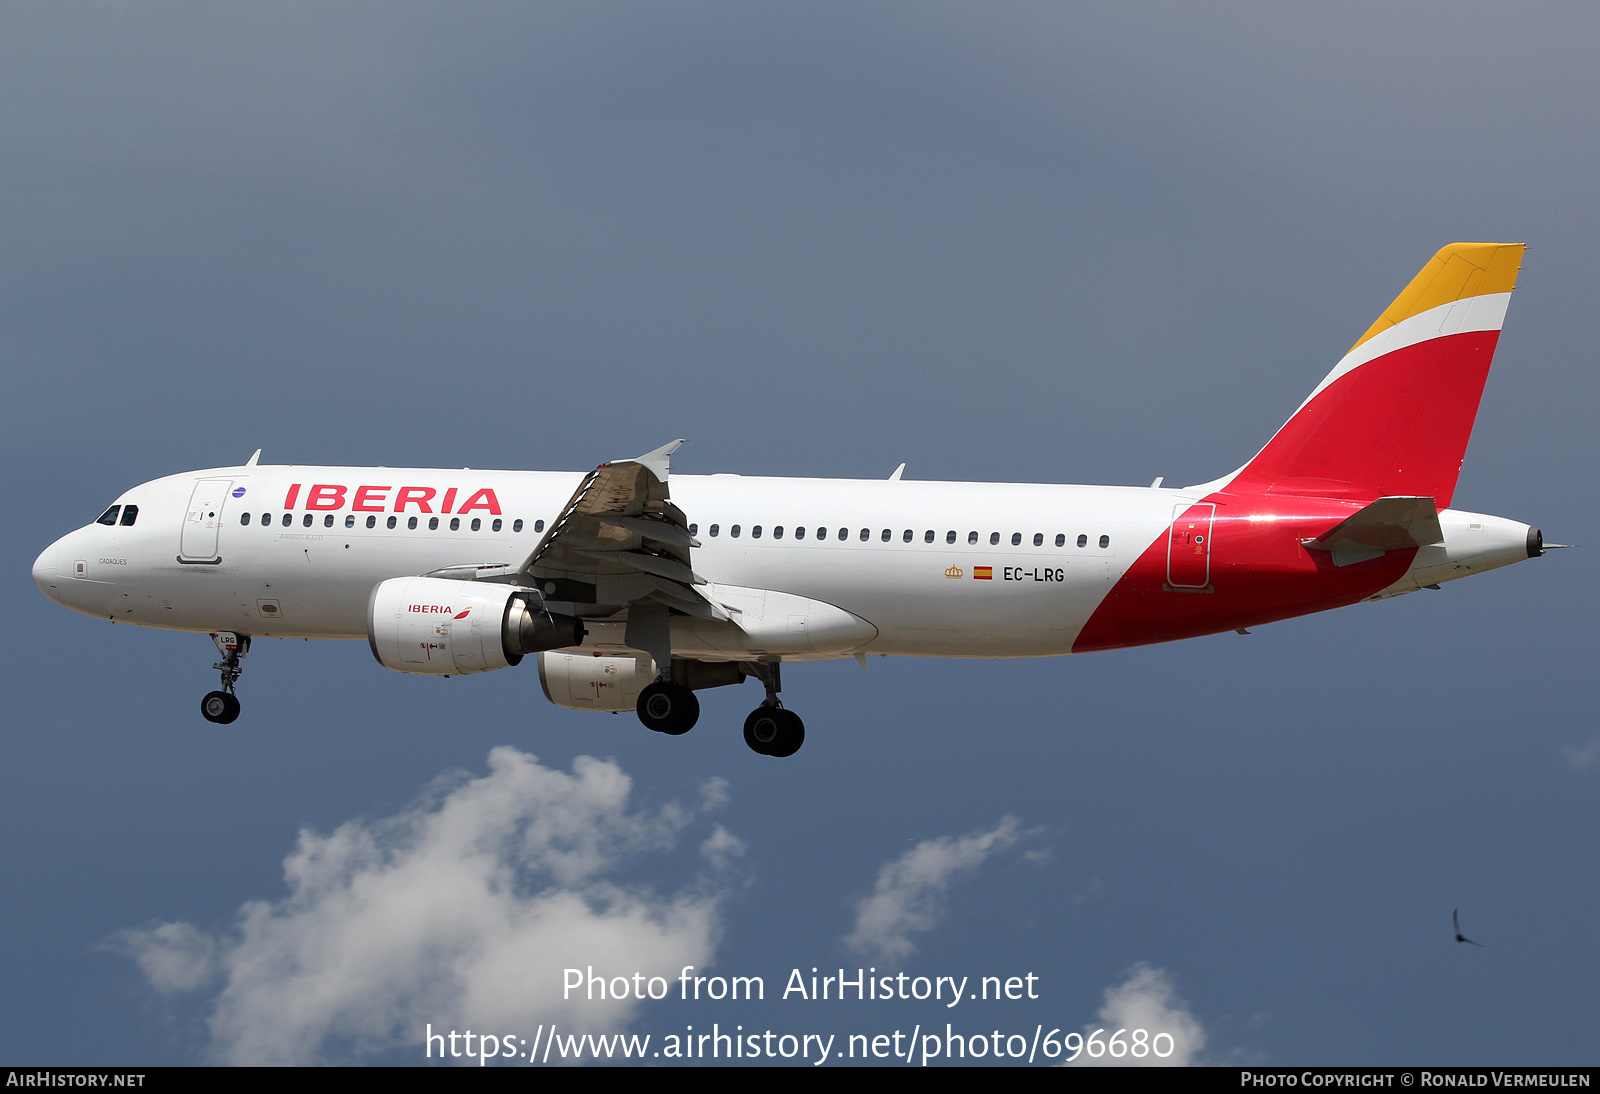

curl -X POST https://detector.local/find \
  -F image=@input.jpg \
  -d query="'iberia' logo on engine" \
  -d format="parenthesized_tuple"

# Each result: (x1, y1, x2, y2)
(408, 604, 454, 613)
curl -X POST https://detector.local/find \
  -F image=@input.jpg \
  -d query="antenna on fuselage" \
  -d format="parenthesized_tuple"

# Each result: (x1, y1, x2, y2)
(888, 463, 905, 481)
(245, 449, 261, 467)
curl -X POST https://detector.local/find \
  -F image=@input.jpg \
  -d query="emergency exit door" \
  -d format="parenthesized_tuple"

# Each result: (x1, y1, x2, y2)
(180, 478, 233, 562)
(1166, 503, 1215, 589)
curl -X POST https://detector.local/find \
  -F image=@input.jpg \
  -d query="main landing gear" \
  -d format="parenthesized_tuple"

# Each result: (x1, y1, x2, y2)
(636, 679, 700, 735)
(742, 662, 804, 758)
(743, 706, 804, 758)
(201, 631, 249, 725)
(632, 659, 805, 757)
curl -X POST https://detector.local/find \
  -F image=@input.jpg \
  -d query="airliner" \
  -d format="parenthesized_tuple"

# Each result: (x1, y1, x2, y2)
(32, 244, 1551, 757)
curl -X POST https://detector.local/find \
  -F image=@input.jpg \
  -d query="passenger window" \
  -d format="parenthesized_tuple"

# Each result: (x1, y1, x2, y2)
(1099, 535, 1110, 548)
(240, 513, 251, 526)
(345, 515, 355, 529)
(367, 516, 377, 529)
(968, 531, 978, 545)
(429, 517, 440, 530)
(282, 513, 293, 527)
(1011, 532, 1021, 546)
(387, 516, 398, 530)
(859, 528, 869, 541)
(794, 526, 806, 540)
(408, 516, 418, 530)
(924, 530, 935, 544)
(688, 523, 698, 536)
(881, 529, 892, 542)
(752, 526, 763, 539)
(1077, 534, 1087, 548)
(709, 524, 720, 537)
(837, 528, 848, 541)
(450, 517, 460, 531)
(773, 526, 784, 540)
(534, 520, 544, 532)
(990, 532, 999, 545)
(471, 518, 481, 531)
(96, 506, 120, 526)
(261, 513, 271, 525)
(731, 525, 741, 538)
(492, 518, 502, 532)
(1033, 533, 1043, 546)
(513, 519, 524, 533)
(120, 505, 139, 526)
(946, 531, 956, 544)
(903, 529, 913, 543)
(303, 514, 314, 528)
(324, 514, 335, 528)
(817, 527, 827, 540)
(1055, 534, 1065, 547)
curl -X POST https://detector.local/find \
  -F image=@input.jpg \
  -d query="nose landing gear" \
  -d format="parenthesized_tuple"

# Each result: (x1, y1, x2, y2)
(201, 632, 249, 725)
(201, 690, 240, 724)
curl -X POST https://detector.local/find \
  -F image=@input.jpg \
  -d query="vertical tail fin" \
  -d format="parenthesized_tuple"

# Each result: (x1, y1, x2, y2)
(1223, 243, 1524, 507)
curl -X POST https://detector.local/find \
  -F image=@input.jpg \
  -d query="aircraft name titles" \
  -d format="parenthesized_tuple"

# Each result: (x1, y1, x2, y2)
(280, 484, 502, 515)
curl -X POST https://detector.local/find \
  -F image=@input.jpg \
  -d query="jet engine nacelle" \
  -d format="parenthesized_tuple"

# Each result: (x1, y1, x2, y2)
(367, 577, 584, 675)
(538, 651, 652, 712)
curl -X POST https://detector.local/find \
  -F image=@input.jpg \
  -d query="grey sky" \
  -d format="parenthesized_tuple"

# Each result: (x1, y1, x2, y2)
(4, 3, 1596, 1065)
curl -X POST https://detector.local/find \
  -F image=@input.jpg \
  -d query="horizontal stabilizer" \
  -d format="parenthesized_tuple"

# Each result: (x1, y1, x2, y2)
(1304, 496, 1443, 566)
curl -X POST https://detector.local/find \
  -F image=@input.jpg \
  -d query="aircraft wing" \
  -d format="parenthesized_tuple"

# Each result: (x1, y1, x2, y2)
(489, 439, 732, 622)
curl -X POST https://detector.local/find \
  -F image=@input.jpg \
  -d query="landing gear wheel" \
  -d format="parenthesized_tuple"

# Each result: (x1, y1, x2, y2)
(204, 633, 248, 725)
(201, 690, 240, 725)
(637, 682, 699, 735)
(744, 706, 804, 757)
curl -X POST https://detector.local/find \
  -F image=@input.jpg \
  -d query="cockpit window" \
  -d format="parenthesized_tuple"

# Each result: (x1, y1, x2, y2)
(96, 506, 120, 526)
(119, 505, 139, 527)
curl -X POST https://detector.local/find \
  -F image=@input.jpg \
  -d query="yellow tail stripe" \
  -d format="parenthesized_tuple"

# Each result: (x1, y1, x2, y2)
(1350, 242, 1524, 353)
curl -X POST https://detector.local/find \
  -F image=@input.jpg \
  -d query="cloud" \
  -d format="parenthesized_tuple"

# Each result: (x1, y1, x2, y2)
(1068, 964, 1206, 1067)
(113, 748, 734, 1065)
(119, 921, 217, 994)
(1561, 737, 1600, 771)
(844, 816, 1023, 961)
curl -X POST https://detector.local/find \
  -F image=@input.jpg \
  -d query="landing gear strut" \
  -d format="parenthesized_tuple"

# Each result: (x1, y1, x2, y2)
(201, 631, 248, 725)
(742, 662, 804, 757)
(629, 603, 699, 735)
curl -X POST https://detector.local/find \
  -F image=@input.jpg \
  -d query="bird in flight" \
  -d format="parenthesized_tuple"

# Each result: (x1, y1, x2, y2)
(1454, 909, 1486, 947)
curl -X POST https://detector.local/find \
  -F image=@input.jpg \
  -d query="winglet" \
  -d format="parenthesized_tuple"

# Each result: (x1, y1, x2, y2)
(622, 439, 686, 481)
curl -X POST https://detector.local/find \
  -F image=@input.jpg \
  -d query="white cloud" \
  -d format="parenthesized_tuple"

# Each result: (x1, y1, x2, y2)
(844, 816, 1022, 961)
(114, 748, 734, 1065)
(119, 921, 217, 994)
(699, 826, 746, 873)
(1068, 964, 1206, 1067)
(1561, 736, 1600, 771)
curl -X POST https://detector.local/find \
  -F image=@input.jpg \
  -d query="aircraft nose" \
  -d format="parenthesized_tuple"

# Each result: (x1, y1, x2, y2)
(33, 542, 62, 604)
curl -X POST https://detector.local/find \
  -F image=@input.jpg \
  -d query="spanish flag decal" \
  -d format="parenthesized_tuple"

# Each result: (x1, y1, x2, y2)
(974, 566, 993, 580)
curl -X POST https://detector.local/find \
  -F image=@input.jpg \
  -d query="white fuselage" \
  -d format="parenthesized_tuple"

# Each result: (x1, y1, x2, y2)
(33, 463, 1536, 665)
(32, 463, 1177, 660)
